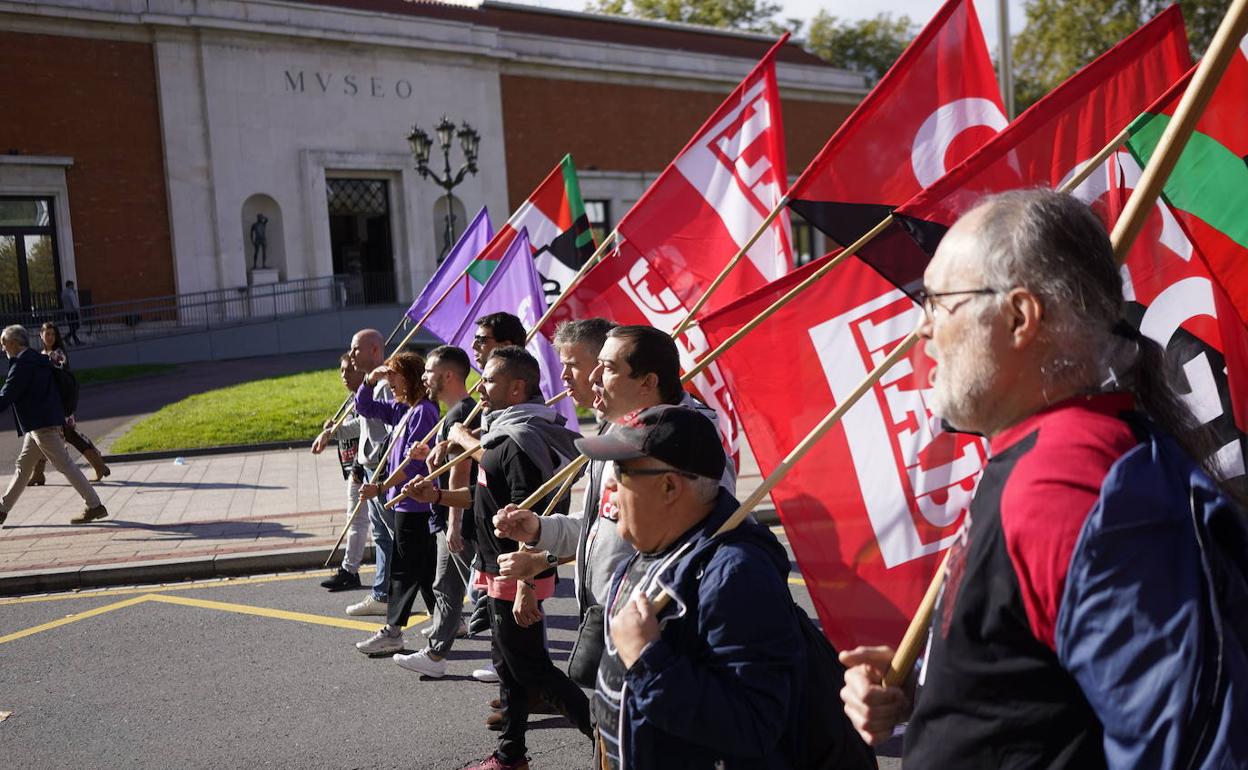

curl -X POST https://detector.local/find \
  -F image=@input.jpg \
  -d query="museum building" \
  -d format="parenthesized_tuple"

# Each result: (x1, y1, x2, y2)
(0, 0, 865, 316)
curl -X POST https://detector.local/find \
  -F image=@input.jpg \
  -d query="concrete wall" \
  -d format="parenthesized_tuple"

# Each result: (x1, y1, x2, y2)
(68, 305, 440, 368)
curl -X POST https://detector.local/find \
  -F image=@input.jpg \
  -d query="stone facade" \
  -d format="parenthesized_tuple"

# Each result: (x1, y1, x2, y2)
(0, 0, 865, 307)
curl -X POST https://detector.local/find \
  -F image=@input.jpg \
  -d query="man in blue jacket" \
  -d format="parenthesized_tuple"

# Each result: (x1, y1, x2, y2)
(578, 404, 802, 770)
(0, 324, 106, 527)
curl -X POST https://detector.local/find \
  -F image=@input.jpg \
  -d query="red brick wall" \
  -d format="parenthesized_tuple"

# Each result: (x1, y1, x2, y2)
(0, 31, 175, 305)
(500, 74, 855, 208)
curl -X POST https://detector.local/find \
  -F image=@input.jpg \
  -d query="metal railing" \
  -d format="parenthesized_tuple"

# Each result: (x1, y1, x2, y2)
(17, 272, 398, 347)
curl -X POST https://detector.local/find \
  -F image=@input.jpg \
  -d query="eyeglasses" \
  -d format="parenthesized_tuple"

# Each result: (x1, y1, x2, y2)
(613, 461, 698, 481)
(914, 287, 1000, 319)
(473, 334, 495, 346)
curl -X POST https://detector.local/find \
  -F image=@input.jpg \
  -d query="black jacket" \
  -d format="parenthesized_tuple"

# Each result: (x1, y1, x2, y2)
(0, 347, 64, 435)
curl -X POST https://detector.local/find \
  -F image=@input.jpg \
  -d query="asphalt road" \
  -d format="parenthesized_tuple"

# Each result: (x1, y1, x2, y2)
(0, 535, 904, 769)
(0, 350, 341, 470)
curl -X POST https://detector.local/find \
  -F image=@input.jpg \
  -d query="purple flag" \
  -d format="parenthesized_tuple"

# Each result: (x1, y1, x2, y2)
(453, 229, 580, 431)
(409, 207, 493, 343)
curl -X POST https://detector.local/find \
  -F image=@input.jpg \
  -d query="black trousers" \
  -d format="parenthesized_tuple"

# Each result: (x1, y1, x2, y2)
(385, 510, 437, 629)
(490, 594, 592, 762)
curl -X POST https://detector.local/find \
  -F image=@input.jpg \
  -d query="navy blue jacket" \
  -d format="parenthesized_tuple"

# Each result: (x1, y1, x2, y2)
(0, 347, 63, 435)
(604, 489, 802, 769)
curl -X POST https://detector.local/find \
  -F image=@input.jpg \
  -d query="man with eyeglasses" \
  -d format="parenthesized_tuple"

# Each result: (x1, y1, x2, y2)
(576, 404, 802, 769)
(400, 345, 591, 770)
(840, 189, 1248, 769)
(491, 324, 733, 692)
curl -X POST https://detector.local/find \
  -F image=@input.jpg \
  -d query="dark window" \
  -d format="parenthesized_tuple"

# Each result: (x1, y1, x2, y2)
(0, 197, 63, 323)
(790, 211, 818, 267)
(326, 179, 395, 304)
(584, 199, 610, 246)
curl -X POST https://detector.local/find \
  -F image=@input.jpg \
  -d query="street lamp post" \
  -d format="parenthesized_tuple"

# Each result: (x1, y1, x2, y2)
(408, 116, 481, 260)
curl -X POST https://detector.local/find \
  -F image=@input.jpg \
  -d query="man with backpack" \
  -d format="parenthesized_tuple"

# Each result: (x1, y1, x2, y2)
(578, 404, 804, 769)
(0, 324, 106, 527)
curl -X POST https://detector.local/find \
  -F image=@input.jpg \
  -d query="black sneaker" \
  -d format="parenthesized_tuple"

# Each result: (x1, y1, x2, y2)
(320, 568, 362, 591)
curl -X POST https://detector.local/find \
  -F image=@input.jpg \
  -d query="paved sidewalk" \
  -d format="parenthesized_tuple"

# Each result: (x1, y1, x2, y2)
(0, 440, 769, 595)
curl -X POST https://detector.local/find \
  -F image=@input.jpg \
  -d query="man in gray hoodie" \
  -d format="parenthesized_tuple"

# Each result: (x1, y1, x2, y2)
(402, 345, 590, 770)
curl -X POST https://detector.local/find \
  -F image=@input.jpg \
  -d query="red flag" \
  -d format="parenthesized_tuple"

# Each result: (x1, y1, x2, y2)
(788, 0, 1006, 246)
(700, 255, 986, 650)
(1070, 146, 1248, 483)
(876, 5, 1192, 292)
(553, 38, 794, 463)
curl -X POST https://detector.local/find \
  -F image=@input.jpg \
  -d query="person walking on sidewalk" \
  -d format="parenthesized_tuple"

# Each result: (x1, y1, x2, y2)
(311, 352, 369, 592)
(28, 322, 109, 486)
(343, 329, 399, 618)
(0, 325, 106, 527)
(61, 280, 82, 345)
(354, 351, 440, 656)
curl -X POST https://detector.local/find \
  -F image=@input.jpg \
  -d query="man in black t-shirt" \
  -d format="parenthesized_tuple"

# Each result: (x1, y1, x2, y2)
(393, 345, 480, 677)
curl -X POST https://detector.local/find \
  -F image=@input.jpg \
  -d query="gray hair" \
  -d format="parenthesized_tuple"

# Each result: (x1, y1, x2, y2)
(553, 318, 617, 355)
(2, 325, 29, 348)
(652, 459, 720, 506)
(970, 189, 1221, 480)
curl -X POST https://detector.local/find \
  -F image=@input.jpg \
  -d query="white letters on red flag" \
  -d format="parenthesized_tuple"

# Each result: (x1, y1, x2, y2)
(700, 256, 985, 650)
(553, 37, 795, 463)
(788, 0, 1006, 246)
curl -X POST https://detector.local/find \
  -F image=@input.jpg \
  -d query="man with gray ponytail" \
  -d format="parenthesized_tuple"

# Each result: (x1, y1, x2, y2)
(840, 189, 1247, 769)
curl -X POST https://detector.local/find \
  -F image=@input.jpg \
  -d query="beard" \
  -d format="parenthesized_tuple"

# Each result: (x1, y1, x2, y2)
(927, 320, 1000, 432)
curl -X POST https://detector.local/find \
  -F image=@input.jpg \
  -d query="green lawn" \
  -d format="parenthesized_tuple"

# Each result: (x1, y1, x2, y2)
(111, 368, 345, 453)
(77, 363, 178, 387)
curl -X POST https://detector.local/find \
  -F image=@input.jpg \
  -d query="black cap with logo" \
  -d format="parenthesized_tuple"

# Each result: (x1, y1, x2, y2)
(575, 404, 725, 481)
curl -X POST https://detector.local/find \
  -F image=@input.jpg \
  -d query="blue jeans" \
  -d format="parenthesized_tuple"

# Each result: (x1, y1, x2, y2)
(366, 496, 395, 602)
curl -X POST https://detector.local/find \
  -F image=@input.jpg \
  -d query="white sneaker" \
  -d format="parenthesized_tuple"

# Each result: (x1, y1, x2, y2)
(346, 595, 388, 616)
(394, 648, 448, 677)
(472, 665, 500, 683)
(356, 626, 404, 655)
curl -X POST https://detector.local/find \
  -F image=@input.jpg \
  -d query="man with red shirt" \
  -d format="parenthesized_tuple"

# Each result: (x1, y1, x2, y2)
(840, 189, 1247, 769)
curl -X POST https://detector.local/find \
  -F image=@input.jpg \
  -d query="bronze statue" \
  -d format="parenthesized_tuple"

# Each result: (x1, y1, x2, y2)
(250, 214, 269, 269)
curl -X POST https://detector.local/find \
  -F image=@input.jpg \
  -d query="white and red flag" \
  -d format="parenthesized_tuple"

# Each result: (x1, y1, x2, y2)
(787, 0, 1007, 247)
(553, 36, 794, 464)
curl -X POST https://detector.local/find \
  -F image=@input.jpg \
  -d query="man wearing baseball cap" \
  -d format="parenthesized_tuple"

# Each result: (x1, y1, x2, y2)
(578, 404, 803, 769)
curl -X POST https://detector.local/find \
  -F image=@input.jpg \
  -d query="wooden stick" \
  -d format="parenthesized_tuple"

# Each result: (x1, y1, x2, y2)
(682, 215, 895, 383)
(651, 330, 920, 612)
(520, 455, 589, 511)
(527, 230, 618, 341)
(323, 428, 403, 567)
(1111, 0, 1248, 263)
(539, 460, 581, 517)
(671, 195, 790, 338)
(885, 548, 951, 687)
(383, 447, 480, 510)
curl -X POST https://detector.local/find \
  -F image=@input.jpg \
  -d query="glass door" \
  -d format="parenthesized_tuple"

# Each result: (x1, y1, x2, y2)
(0, 198, 63, 324)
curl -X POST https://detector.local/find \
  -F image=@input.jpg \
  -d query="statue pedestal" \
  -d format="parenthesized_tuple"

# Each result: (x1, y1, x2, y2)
(248, 268, 281, 317)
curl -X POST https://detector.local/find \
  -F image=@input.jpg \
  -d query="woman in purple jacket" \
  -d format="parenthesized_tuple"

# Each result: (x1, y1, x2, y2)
(353, 351, 441, 657)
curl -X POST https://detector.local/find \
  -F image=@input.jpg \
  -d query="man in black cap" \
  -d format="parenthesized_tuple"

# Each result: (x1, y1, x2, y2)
(577, 404, 803, 770)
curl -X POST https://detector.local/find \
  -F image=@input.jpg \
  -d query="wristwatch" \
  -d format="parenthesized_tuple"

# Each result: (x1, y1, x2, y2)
(544, 552, 559, 568)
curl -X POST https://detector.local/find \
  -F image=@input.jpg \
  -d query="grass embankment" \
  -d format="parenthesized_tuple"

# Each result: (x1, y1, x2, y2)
(111, 368, 343, 453)
(77, 364, 178, 387)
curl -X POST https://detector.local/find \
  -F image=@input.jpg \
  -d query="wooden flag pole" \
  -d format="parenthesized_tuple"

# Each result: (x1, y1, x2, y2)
(683, 215, 895, 383)
(539, 460, 581, 517)
(650, 329, 920, 613)
(1111, 0, 1248, 262)
(670, 195, 791, 338)
(528, 229, 619, 340)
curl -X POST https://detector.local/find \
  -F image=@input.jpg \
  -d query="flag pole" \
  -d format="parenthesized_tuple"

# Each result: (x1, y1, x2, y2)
(527, 229, 619, 340)
(1110, 0, 1248, 262)
(651, 329, 921, 613)
(670, 196, 791, 338)
(322, 427, 404, 567)
(683, 215, 895, 382)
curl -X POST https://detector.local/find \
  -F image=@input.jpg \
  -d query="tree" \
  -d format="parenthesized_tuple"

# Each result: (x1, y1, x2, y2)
(587, 0, 784, 31)
(803, 12, 918, 84)
(1013, 0, 1230, 111)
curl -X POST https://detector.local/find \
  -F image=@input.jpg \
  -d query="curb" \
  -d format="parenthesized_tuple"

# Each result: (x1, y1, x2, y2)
(0, 507, 781, 596)
(102, 440, 311, 463)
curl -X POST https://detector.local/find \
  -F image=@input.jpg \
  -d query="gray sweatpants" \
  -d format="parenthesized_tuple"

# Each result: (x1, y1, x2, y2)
(427, 529, 476, 656)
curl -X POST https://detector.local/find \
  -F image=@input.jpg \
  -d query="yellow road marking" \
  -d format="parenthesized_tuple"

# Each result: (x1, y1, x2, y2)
(0, 595, 150, 645)
(141, 593, 429, 631)
(0, 567, 380, 606)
